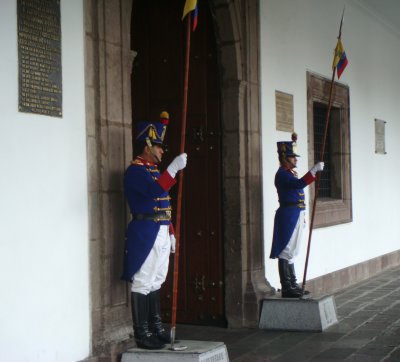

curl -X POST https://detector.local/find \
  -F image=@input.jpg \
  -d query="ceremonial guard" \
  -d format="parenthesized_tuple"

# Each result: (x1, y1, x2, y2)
(121, 112, 187, 349)
(270, 133, 324, 298)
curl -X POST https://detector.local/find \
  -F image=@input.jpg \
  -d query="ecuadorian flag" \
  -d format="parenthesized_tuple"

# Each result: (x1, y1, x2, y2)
(332, 39, 348, 79)
(182, 0, 198, 31)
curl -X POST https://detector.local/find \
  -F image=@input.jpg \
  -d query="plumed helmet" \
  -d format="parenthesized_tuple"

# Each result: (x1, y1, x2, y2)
(277, 132, 300, 158)
(135, 111, 170, 146)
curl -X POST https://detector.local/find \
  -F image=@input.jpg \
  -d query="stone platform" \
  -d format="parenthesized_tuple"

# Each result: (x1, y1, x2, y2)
(259, 294, 338, 332)
(121, 340, 229, 362)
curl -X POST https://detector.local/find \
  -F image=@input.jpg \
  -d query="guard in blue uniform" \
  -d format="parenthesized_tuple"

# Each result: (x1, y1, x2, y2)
(122, 111, 187, 349)
(270, 133, 324, 298)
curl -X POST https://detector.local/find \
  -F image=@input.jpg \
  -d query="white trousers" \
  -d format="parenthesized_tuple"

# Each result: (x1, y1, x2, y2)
(131, 225, 171, 295)
(278, 210, 306, 264)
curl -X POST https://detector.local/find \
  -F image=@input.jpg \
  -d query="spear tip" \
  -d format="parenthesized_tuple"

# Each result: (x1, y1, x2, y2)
(338, 5, 346, 38)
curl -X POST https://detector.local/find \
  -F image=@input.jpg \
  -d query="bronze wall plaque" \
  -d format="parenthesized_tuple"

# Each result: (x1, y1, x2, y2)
(17, 0, 62, 117)
(275, 90, 293, 132)
(375, 119, 386, 154)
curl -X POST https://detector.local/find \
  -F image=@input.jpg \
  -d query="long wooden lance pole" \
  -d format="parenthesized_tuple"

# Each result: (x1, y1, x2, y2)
(302, 8, 345, 292)
(301, 68, 336, 292)
(170, 14, 191, 347)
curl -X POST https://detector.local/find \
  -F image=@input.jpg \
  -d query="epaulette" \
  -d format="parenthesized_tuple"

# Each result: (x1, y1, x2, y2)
(131, 158, 144, 166)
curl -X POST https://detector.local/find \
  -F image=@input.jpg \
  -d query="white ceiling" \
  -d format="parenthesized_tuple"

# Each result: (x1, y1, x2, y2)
(358, 0, 400, 34)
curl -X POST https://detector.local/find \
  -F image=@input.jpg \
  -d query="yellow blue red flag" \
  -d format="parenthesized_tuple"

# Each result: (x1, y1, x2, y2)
(182, 0, 198, 31)
(332, 39, 348, 79)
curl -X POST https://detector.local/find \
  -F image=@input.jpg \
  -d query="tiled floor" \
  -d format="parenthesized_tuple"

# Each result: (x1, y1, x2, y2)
(177, 266, 400, 361)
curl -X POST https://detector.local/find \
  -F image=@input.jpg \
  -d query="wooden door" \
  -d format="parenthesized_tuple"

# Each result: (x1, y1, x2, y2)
(131, 0, 225, 326)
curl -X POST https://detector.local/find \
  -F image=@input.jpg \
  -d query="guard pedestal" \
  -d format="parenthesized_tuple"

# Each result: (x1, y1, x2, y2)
(121, 340, 229, 362)
(259, 295, 338, 332)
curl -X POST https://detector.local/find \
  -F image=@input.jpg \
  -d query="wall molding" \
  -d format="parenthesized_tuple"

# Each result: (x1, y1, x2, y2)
(307, 250, 400, 296)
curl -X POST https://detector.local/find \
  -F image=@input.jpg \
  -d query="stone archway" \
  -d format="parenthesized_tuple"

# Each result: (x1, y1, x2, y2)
(84, 0, 273, 358)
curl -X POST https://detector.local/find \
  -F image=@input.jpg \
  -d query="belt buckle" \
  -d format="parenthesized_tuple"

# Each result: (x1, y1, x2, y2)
(155, 210, 171, 222)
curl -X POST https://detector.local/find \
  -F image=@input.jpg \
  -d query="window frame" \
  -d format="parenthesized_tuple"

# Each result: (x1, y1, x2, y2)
(307, 71, 352, 228)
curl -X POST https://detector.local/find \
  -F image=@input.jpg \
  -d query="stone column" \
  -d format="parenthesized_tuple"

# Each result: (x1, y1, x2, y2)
(211, 0, 274, 328)
(84, 0, 135, 358)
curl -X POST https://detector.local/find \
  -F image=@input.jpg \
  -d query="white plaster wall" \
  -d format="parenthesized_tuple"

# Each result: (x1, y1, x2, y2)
(260, 0, 400, 289)
(0, 1, 90, 361)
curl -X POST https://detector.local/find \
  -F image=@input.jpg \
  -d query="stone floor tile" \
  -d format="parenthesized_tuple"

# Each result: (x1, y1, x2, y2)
(274, 340, 335, 362)
(345, 329, 380, 339)
(385, 346, 400, 358)
(331, 337, 371, 349)
(382, 357, 400, 362)
(344, 353, 383, 362)
(324, 322, 354, 334)
(356, 344, 395, 357)
(307, 332, 345, 342)
(230, 351, 273, 362)
(310, 347, 357, 360)
(373, 335, 400, 347)
(249, 342, 286, 360)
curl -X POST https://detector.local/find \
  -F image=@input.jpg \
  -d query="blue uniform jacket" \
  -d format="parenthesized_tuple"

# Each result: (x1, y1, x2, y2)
(270, 166, 315, 259)
(121, 157, 176, 281)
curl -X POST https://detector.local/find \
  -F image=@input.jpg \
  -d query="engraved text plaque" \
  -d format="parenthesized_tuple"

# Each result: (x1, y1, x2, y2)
(375, 119, 386, 154)
(18, 0, 62, 117)
(275, 90, 294, 132)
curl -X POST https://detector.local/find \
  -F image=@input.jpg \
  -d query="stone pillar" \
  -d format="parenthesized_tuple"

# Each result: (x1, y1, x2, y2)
(84, 0, 135, 358)
(211, 0, 274, 328)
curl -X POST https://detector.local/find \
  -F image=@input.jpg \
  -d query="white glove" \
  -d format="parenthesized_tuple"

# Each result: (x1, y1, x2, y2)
(170, 234, 176, 253)
(167, 153, 187, 178)
(310, 162, 324, 176)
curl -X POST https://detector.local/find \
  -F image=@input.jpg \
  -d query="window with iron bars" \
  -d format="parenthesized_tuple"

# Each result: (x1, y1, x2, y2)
(307, 72, 352, 228)
(313, 102, 343, 200)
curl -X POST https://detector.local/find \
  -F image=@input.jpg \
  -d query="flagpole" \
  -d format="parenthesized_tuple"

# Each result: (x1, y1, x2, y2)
(170, 14, 191, 348)
(301, 8, 345, 292)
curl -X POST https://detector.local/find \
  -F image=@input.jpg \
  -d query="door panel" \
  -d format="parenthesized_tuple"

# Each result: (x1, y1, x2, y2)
(132, 0, 225, 326)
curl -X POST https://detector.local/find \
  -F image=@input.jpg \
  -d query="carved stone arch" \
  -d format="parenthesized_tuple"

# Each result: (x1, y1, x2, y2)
(84, 0, 273, 358)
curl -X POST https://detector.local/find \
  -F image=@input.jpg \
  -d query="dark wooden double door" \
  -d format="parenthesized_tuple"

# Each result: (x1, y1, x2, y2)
(131, 0, 225, 326)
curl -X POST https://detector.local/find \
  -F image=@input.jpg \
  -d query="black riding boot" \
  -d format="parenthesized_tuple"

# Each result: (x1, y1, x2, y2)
(287, 263, 310, 295)
(148, 289, 171, 343)
(131, 292, 165, 349)
(278, 259, 302, 298)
